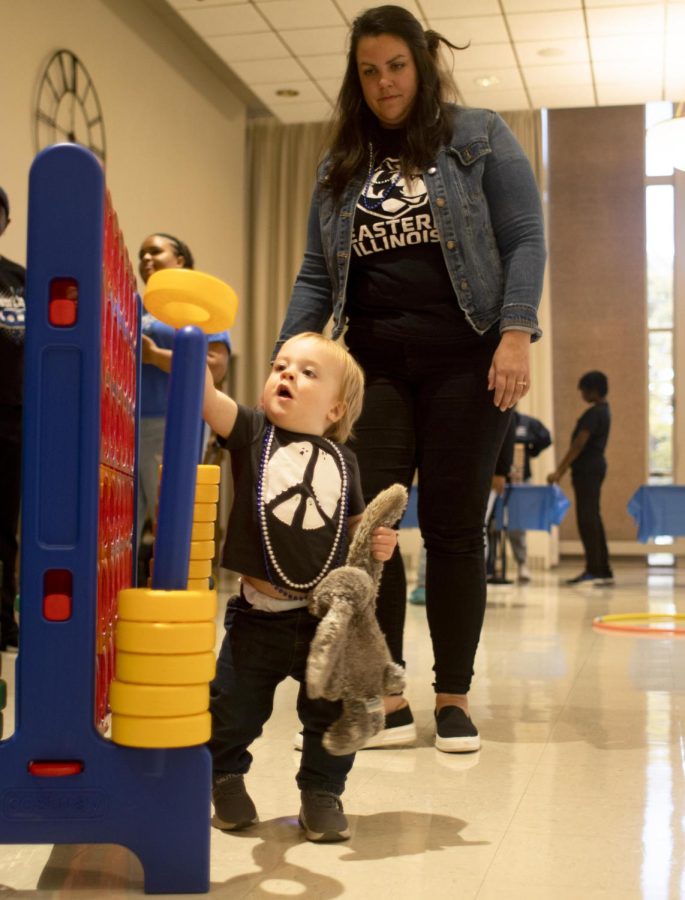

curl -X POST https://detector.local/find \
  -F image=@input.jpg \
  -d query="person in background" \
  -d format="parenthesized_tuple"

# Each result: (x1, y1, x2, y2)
(203, 332, 397, 842)
(0, 187, 25, 653)
(547, 371, 613, 586)
(136, 233, 230, 577)
(485, 413, 516, 582)
(275, 6, 546, 753)
(507, 410, 552, 583)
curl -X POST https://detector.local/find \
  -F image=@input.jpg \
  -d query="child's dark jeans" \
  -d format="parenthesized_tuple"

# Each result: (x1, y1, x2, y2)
(209, 592, 355, 796)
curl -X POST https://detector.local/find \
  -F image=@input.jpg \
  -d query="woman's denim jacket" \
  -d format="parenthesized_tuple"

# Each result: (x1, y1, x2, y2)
(278, 107, 546, 348)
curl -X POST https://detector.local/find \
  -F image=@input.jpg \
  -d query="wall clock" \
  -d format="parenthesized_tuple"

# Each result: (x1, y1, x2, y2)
(34, 49, 106, 165)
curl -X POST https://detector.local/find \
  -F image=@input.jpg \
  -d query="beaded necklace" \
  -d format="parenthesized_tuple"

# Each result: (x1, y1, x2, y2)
(360, 141, 402, 211)
(257, 424, 349, 601)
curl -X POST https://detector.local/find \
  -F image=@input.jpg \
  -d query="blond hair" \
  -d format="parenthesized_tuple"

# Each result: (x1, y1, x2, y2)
(288, 332, 364, 443)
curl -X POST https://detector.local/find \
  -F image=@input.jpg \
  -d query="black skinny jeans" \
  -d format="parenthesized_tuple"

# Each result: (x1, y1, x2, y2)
(348, 334, 512, 695)
(572, 466, 612, 578)
(210, 593, 354, 795)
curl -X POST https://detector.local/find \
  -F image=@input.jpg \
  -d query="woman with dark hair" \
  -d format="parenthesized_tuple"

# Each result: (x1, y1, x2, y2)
(548, 371, 613, 586)
(137, 233, 231, 566)
(276, 5, 546, 752)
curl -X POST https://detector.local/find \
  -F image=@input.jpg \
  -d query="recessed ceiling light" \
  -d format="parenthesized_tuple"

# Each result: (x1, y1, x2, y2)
(276, 88, 300, 98)
(474, 75, 500, 88)
(537, 47, 564, 58)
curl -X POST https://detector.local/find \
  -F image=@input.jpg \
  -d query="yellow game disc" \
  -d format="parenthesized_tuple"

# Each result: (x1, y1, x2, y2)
(117, 588, 217, 622)
(196, 465, 220, 484)
(115, 650, 216, 685)
(187, 559, 212, 579)
(193, 503, 217, 523)
(190, 540, 215, 560)
(187, 578, 209, 591)
(148, 559, 214, 581)
(115, 620, 216, 654)
(109, 681, 209, 717)
(111, 711, 211, 748)
(191, 521, 215, 542)
(195, 483, 219, 503)
(160, 465, 220, 485)
(143, 269, 238, 333)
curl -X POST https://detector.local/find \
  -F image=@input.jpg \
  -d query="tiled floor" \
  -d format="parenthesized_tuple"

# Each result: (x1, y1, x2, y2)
(1, 559, 685, 898)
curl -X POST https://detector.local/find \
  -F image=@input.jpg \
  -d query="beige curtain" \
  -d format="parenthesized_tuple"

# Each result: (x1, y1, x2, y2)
(502, 110, 557, 563)
(501, 111, 554, 441)
(240, 118, 328, 407)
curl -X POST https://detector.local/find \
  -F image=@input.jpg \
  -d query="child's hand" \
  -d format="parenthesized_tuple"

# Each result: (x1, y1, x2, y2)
(370, 525, 398, 561)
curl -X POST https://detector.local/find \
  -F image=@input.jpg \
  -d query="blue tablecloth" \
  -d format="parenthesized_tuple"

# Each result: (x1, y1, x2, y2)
(494, 484, 570, 532)
(627, 485, 685, 542)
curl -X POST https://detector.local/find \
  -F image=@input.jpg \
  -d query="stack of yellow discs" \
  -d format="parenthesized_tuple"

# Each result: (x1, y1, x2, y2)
(151, 465, 220, 590)
(110, 587, 218, 748)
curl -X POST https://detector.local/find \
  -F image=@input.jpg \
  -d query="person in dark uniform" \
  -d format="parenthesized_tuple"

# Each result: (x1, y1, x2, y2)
(548, 371, 613, 586)
(0, 187, 26, 651)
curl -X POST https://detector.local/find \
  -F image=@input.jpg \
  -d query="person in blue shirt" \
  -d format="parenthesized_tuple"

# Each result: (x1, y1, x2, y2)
(137, 233, 230, 566)
(548, 371, 613, 586)
(274, 5, 546, 754)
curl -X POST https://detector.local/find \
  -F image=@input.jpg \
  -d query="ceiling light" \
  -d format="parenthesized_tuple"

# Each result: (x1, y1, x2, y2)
(474, 75, 500, 88)
(276, 88, 300, 98)
(648, 103, 685, 170)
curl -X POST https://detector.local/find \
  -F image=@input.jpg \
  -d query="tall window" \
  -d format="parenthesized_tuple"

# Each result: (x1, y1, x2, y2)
(645, 102, 675, 484)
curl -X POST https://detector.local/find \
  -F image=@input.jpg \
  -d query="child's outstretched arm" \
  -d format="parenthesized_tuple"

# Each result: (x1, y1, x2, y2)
(203, 365, 238, 439)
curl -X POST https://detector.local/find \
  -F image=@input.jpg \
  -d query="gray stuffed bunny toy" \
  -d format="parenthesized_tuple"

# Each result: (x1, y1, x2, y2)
(306, 483, 408, 755)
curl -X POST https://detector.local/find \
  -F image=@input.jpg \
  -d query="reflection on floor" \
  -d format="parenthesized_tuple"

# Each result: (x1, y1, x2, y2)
(1, 560, 685, 898)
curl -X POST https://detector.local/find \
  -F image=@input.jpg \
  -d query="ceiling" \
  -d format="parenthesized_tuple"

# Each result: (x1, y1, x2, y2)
(161, 0, 685, 122)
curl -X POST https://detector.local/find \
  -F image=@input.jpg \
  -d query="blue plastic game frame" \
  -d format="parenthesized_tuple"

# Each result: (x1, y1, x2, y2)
(0, 145, 211, 894)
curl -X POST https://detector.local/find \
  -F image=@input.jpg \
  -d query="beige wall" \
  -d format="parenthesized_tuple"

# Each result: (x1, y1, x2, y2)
(0, 0, 246, 357)
(548, 106, 648, 543)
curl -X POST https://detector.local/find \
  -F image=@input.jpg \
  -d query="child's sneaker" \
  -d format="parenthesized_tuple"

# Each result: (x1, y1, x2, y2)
(299, 790, 350, 842)
(408, 586, 426, 605)
(212, 773, 258, 830)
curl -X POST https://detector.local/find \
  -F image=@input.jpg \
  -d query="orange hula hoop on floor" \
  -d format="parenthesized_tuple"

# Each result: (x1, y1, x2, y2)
(592, 612, 685, 636)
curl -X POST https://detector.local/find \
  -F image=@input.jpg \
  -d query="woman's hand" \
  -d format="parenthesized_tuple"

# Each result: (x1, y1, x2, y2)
(141, 334, 158, 365)
(488, 331, 531, 411)
(370, 525, 398, 562)
(141, 334, 173, 372)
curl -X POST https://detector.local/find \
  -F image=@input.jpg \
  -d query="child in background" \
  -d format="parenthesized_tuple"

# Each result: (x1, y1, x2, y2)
(548, 371, 613, 586)
(203, 332, 397, 842)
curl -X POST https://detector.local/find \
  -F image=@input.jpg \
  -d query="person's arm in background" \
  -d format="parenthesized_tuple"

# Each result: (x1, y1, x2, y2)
(141, 334, 172, 372)
(547, 430, 590, 483)
(207, 341, 229, 385)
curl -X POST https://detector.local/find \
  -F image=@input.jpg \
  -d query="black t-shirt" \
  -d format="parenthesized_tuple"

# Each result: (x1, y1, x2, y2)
(571, 402, 610, 474)
(0, 255, 27, 408)
(217, 406, 365, 591)
(345, 127, 471, 346)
